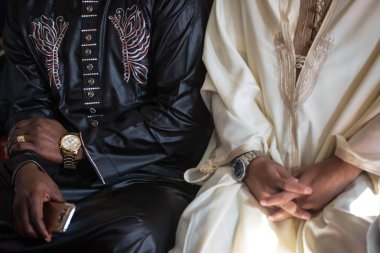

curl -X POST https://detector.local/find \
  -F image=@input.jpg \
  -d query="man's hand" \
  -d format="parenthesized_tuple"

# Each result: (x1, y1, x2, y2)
(261, 156, 363, 221)
(7, 118, 83, 163)
(244, 156, 312, 221)
(13, 162, 64, 242)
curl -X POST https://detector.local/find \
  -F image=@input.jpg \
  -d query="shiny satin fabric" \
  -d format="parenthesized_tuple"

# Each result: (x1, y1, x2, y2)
(3, 0, 214, 184)
(1, 0, 213, 252)
(0, 166, 199, 253)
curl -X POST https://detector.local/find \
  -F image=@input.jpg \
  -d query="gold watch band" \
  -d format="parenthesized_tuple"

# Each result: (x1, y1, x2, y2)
(63, 153, 77, 170)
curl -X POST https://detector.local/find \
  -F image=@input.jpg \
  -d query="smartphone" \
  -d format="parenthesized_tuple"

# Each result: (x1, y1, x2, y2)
(43, 201, 76, 233)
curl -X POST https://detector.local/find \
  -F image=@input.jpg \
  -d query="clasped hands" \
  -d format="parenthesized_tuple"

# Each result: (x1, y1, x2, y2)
(244, 156, 362, 222)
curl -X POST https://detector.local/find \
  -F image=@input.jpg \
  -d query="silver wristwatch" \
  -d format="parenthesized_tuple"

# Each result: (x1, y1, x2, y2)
(232, 151, 262, 182)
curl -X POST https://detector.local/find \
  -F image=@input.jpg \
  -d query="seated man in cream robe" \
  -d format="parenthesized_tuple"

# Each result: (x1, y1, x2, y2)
(171, 0, 380, 252)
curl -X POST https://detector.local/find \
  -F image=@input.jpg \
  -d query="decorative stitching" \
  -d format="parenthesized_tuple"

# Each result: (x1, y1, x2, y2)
(84, 101, 101, 105)
(295, 55, 306, 69)
(82, 58, 98, 61)
(84, 87, 100, 90)
(109, 5, 150, 85)
(81, 29, 97, 32)
(275, 0, 338, 168)
(314, 0, 326, 31)
(82, 14, 97, 18)
(29, 16, 69, 89)
(275, 32, 334, 167)
(81, 43, 97, 47)
(296, 36, 334, 105)
(87, 114, 104, 118)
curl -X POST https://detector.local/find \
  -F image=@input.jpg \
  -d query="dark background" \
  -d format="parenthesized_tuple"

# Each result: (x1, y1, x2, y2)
(0, 0, 7, 135)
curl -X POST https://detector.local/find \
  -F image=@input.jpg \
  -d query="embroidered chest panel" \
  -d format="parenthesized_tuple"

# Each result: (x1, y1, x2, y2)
(109, 5, 150, 85)
(28, 4, 150, 90)
(29, 16, 69, 89)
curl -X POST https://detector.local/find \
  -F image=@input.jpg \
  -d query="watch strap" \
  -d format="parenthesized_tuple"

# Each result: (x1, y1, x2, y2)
(239, 150, 263, 167)
(63, 153, 78, 170)
(232, 150, 263, 182)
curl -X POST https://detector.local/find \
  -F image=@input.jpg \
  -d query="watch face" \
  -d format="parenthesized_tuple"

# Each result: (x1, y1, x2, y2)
(61, 134, 81, 152)
(232, 159, 246, 182)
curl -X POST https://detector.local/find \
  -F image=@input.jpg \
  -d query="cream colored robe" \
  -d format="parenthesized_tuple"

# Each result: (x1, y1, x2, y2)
(171, 0, 380, 252)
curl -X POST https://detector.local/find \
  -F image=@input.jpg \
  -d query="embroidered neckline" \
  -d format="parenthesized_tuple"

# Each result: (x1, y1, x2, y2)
(29, 16, 69, 89)
(275, 0, 338, 167)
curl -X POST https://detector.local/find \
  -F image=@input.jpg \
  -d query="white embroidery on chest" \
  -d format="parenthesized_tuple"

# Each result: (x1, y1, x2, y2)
(109, 5, 150, 85)
(29, 16, 69, 89)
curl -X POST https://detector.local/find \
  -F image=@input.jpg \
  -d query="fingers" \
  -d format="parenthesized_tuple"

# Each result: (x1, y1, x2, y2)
(260, 191, 299, 207)
(8, 140, 35, 155)
(13, 197, 39, 239)
(261, 192, 312, 221)
(268, 204, 311, 221)
(50, 189, 65, 203)
(268, 209, 292, 221)
(29, 198, 52, 242)
(13, 119, 36, 129)
(266, 164, 312, 195)
(278, 178, 312, 195)
(13, 195, 52, 242)
(260, 189, 312, 207)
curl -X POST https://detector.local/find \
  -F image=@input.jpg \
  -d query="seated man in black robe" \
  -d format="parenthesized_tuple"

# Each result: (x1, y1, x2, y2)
(0, 0, 213, 252)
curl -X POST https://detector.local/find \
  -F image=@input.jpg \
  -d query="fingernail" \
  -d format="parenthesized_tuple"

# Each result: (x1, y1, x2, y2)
(260, 200, 268, 206)
(45, 235, 51, 242)
(304, 187, 312, 194)
(303, 214, 311, 220)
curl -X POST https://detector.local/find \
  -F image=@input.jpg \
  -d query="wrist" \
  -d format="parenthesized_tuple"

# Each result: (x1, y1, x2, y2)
(14, 161, 45, 185)
(334, 155, 362, 179)
(74, 147, 84, 161)
(244, 156, 268, 182)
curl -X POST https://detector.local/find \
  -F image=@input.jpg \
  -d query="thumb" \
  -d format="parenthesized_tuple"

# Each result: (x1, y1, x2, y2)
(46, 189, 65, 203)
(52, 191, 65, 203)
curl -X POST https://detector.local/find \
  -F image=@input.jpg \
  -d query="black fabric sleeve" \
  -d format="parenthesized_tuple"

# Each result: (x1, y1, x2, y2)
(2, 1, 56, 176)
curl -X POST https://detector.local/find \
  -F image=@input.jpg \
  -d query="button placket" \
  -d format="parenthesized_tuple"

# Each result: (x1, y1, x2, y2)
(81, 0, 102, 127)
(87, 6, 94, 13)
(88, 78, 95, 85)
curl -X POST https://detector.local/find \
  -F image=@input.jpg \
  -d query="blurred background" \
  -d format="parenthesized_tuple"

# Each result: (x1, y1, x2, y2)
(0, 0, 7, 162)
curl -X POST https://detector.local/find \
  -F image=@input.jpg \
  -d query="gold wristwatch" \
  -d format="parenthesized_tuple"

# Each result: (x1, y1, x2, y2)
(59, 133, 82, 169)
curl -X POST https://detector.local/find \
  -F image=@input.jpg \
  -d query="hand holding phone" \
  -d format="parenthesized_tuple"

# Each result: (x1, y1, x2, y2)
(43, 201, 76, 233)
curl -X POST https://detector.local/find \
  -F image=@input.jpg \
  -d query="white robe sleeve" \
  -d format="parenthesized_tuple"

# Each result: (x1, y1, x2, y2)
(334, 53, 380, 190)
(200, 0, 273, 166)
(335, 113, 380, 176)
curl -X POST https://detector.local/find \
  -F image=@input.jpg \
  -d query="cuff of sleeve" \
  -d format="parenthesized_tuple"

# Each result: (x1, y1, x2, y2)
(11, 160, 46, 185)
(79, 132, 107, 185)
(8, 152, 62, 185)
(335, 135, 380, 176)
